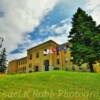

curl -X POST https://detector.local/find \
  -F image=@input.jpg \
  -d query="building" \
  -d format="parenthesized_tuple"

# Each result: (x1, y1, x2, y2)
(8, 40, 73, 74)
(7, 60, 18, 73)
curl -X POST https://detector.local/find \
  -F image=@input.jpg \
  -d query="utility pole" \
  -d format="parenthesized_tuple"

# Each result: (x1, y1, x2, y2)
(0, 37, 4, 66)
(0, 37, 4, 63)
(0, 37, 4, 48)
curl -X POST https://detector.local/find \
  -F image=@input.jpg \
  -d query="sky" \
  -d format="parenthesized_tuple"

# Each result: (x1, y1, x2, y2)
(0, 0, 100, 61)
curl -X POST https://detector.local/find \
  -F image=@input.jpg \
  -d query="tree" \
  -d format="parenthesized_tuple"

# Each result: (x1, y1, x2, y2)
(0, 37, 7, 73)
(0, 48, 7, 73)
(94, 25, 100, 61)
(69, 8, 100, 72)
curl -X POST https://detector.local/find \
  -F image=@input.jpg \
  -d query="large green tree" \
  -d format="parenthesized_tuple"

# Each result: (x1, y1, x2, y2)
(69, 8, 100, 72)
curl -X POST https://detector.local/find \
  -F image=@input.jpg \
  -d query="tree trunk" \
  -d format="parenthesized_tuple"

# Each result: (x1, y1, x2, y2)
(89, 62, 94, 72)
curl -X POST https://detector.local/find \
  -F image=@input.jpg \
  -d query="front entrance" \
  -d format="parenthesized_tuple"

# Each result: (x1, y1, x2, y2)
(34, 66, 39, 72)
(44, 60, 49, 71)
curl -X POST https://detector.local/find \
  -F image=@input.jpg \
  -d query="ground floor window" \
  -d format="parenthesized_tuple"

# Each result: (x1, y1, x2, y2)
(34, 66, 39, 72)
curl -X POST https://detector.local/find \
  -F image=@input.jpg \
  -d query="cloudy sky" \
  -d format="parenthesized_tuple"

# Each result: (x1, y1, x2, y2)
(0, 0, 100, 61)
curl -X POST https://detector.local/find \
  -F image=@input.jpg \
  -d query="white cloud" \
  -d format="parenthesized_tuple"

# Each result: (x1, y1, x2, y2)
(86, 0, 100, 9)
(50, 18, 72, 37)
(85, 0, 100, 25)
(45, 19, 72, 44)
(0, 0, 58, 61)
(46, 34, 69, 45)
(53, 23, 71, 35)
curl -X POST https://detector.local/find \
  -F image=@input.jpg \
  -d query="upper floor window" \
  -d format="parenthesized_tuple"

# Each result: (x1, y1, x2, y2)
(36, 52, 39, 58)
(30, 54, 32, 60)
(18, 62, 20, 65)
(43, 49, 47, 56)
(29, 64, 32, 68)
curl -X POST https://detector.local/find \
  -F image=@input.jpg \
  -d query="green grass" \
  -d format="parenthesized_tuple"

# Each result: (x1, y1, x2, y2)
(0, 71, 100, 100)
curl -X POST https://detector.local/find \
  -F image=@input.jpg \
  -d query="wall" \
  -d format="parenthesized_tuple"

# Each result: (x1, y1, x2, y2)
(8, 60, 18, 73)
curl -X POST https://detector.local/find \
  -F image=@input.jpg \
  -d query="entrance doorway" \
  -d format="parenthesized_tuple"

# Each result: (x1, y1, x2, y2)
(34, 66, 39, 72)
(44, 60, 49, 71)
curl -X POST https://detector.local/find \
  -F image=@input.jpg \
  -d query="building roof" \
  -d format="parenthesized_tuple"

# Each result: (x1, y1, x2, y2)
(17, 57, 27, 61)
(27, 40, 59, 51)
(9, 56, 27, 63)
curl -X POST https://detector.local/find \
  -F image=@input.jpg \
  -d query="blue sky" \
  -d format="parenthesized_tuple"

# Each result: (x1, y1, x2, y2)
(0, 0, 100, 60)
(10, 0, 86, 54)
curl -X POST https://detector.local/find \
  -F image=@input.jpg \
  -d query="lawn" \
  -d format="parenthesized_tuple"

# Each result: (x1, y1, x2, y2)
(0, 71, 100, 100)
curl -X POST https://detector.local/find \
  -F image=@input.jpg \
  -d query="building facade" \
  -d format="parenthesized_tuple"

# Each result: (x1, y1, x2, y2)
(8, 40, 75, 74)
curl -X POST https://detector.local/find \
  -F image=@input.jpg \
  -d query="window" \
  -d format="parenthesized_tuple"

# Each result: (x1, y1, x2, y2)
(30, 54, 32, 60)
(57, 59, 60, 64)
(29, 64, 32, 68)
(43, 49, 47, 56)
(18, 62, 20, 65)
(23, 67, 24, 71)
(44, 49, 47, 51)
(24, 67, 26, 70)
(23, 67, 26, 72)
(36, 52, 39, 58)
(22, 61, 24, 64)
(66, 45, 69, 48)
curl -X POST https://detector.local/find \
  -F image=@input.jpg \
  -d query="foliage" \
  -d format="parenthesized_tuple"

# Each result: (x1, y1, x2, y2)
(0, 48, 7, 73)
(69, 8, 100, 72)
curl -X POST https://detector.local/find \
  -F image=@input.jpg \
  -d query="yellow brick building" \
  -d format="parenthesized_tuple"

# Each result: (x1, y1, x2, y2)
(8, 40, 74, 73)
